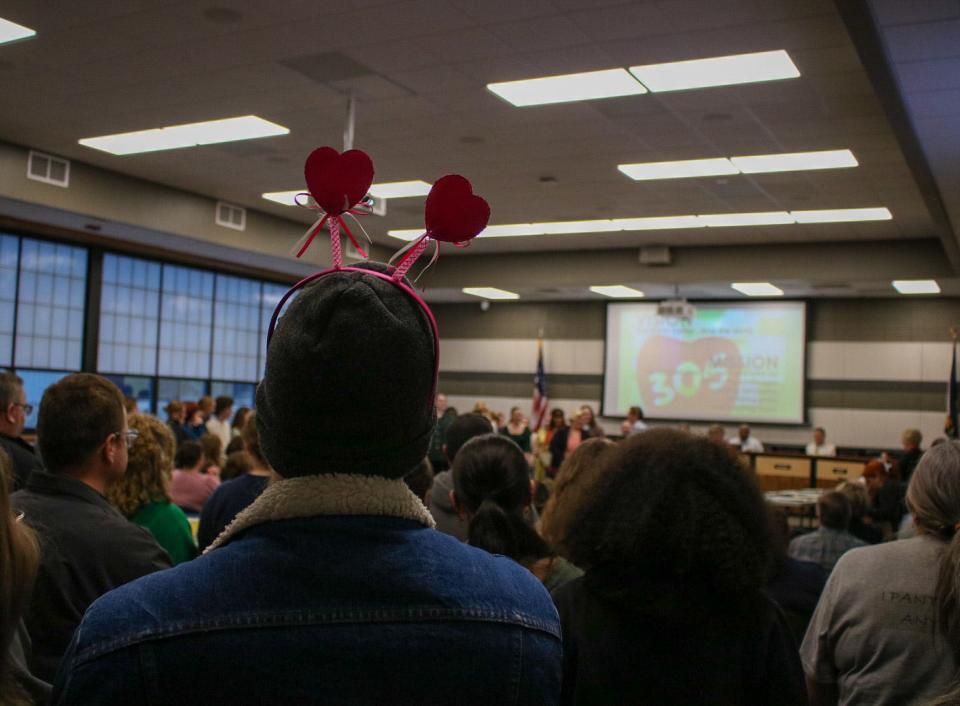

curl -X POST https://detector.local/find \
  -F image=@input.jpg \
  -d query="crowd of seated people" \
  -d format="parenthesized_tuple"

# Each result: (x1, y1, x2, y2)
(2, 330, 960, 705)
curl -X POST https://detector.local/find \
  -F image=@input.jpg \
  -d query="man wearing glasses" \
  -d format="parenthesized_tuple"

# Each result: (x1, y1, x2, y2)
(12, 373, 171, 683)
(0, 371, 42, 490)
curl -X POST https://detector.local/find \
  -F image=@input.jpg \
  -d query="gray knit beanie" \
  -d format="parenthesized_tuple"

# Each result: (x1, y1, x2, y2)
(256, 261, 437, 478)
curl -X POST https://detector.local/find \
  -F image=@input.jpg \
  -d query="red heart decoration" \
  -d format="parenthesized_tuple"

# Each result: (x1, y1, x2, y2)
(304, 147, 374, 216)
(424, 175, 490, 244)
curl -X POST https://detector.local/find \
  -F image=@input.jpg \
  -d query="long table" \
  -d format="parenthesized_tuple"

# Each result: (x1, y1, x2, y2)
(744, 453, 868, 492)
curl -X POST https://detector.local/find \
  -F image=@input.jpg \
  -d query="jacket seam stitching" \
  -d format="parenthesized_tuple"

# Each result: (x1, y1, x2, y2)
(71, 610, 561, 665)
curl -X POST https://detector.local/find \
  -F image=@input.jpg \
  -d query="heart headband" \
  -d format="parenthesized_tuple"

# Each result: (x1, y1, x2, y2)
(267, 147, 490, 399)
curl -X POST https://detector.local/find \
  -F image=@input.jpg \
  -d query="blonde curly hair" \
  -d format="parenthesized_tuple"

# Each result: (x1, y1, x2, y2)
(106, 413, 176, 517)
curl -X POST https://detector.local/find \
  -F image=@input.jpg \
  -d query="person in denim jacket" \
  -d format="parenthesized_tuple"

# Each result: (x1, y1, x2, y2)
(52, 262, 562, 705)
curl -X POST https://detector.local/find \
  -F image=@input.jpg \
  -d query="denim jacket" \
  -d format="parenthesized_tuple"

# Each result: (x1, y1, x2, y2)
(53, 474, 562, 705)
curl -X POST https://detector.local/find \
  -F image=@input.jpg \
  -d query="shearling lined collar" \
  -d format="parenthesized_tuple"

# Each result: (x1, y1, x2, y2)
(205, 473, 436, 553)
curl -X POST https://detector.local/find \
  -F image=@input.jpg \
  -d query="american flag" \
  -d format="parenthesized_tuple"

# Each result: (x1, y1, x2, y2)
(532, 338, 548, 431)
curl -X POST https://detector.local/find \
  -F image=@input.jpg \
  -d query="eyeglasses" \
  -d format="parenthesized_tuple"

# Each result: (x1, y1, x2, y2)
(12, 402, 33, 416)
(115, 429, 139, 449)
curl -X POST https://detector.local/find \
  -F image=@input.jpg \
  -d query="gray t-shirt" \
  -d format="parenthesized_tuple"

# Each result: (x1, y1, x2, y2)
(800, 535, 955, 705)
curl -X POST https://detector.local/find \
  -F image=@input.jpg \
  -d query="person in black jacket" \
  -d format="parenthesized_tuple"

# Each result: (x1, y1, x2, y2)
(551, 428, 806, 706)
(12, 373, 171, 682)
(549, 410, 592, 475)
(897, 428, 923, 485)
(0, 372, 42, 490)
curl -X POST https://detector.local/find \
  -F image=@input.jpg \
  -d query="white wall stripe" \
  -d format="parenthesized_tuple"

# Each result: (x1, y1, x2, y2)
(440, 339, 604, 375)
(440, 338, 956, 384)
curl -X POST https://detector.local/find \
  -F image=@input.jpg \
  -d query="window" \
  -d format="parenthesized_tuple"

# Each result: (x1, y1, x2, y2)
(157, 378, 208, 418)
(15, 239, 86, 370)
(158, 265, 214, 379)
(19, 369, 70, 429)
(212, 275, 261, 382)
(211, 381, 256, 416)
(103, 374, 155, 415)
(0, 234, 17, 366)
(260, 282, 294, 374)
(99, 254, 161, 375)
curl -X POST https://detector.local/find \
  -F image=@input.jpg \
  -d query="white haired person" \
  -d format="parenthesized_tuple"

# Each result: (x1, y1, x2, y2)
(802, 441, 960, 704)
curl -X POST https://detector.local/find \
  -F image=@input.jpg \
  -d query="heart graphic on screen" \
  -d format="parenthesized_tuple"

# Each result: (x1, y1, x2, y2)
(635, 336, 742, 415)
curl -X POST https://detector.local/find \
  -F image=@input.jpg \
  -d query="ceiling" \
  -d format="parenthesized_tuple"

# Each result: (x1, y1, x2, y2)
(0, 0, 956, 308)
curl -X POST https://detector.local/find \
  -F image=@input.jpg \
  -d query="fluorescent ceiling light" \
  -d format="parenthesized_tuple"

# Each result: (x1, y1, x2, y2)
(540, 220, 620, 234)
(0, 17, 35, 45)
(487, 68, 646, 107)
(732, 149, 857, 174)
(618, 157, 738, 181)
(792, 207, 892, 223)
(265, 180, 431, 207)
(731, 282, 784, 297)
(463, 287, 520, 300)
(386, 206, 890, 240)
(483, 224, 544, 237)
(630, 50, 799, 92)
(79, 116, 288, 155)
(590, 285, 645, 298)
(698, 212, 795, 227)
(620, 150, 858, 182)
(262, 190, 302, 206)
(387, 229, 424, 241)
(368, 180, 431, 199)
(613, 216, 704, 230)
(892, 280, 940, 295)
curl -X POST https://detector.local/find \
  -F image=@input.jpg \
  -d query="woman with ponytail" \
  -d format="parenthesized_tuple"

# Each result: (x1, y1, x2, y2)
(802, 440, 960, 706)
(452, 434, 582, 592)
(0, 448, 45, 704)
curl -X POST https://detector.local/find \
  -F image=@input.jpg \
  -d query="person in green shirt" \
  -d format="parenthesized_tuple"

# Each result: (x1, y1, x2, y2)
(106, 414, 198, 565)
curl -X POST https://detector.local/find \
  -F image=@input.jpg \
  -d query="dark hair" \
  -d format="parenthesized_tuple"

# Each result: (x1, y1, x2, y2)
(445, 413, 495, 462)
(0, 372, 23, 411)
(0, 447, 38, 705)
(548, 407, 566, 431)
(452, 434, 551, 567)
(562, 428, 771, 615)
(766, 504, 791, 571)
(403, 458, 434, 502)
(629, 406, 644, 419)
(232, 406, 250, 431)
(240, 412, 266, 466)
(225, 436, 245, 456)
(817, 491, 851, 530)
(221, 451, 253, 481)
(37, 374, 125, 473)
(165, 400, 184, 418)
(199, 434, 223, 471)
(214, 396, 233, 415)
(175, 441, 203, 469)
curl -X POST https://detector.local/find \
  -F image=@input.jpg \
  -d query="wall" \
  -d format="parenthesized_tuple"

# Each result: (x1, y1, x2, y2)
(0, 140, 394, 279)
(433, 298, 960, 451)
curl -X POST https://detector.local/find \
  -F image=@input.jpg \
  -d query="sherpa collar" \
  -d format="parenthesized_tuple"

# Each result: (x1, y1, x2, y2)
(205, 473, 436, 553)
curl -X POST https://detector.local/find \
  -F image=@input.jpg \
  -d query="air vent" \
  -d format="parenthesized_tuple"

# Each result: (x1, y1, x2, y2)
(27, 150, 70, 187)
(215, 202, 246, 231)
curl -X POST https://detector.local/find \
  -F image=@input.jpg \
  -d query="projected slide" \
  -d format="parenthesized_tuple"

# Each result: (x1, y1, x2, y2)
(603, 302, 805, 424)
